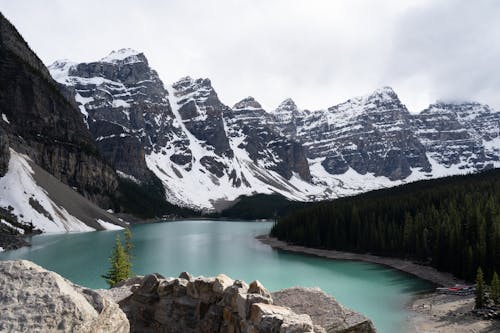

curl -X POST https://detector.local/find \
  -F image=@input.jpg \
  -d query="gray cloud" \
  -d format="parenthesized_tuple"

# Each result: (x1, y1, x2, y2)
(1, 0, 498, 112)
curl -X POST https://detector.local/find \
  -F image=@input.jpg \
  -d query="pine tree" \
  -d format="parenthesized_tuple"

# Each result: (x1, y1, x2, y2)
(475, 267, 486, 309)
(490, 271, 500, 305)
(102, 235, 131, 288)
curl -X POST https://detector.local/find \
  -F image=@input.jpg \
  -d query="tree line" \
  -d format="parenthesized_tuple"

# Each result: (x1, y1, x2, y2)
(271, 169, 500, 282)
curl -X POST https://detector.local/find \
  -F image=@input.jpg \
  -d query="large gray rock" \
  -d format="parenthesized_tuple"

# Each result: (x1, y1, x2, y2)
(272, 287, 377, 333)
(0, 260, 129, 333)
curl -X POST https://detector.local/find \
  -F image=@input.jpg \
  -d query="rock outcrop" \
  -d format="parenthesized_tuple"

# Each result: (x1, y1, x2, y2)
(104, 272, 376, 333)
(0, 260, 129, 333)
(114, 273, 314, 333)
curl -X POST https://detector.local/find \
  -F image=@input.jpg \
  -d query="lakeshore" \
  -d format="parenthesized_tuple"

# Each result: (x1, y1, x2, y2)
(258, 235, 500, 333)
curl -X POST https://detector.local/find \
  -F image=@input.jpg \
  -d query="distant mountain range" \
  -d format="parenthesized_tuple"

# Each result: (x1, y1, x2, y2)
(48, 49, 500, 211)
(1, 11, 499, 242)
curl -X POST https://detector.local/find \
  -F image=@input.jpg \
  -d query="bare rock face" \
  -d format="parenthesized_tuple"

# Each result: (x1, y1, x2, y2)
(0, 260, 129, 333)
(272, 287, 377, 333)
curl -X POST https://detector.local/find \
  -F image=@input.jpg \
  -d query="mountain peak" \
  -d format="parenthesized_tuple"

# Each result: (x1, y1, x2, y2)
(100, 48, 145, 64)
(275, 98, 298, 113)
(368, 86, 398, 99)
(233, 97, 262, 110)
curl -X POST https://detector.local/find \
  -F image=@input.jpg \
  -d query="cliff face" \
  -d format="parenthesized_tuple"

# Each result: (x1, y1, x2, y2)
(0, 13, 118, 206)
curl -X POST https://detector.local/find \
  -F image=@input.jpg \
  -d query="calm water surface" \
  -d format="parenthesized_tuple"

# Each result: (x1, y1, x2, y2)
(0, 220, 432, 332)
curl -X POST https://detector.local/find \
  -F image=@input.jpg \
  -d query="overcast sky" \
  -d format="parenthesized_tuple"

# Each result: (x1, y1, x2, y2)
(1, 0, 499, 112)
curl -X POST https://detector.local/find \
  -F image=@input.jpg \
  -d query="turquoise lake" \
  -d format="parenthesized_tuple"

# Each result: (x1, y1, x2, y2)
(0, 220, 432, 332)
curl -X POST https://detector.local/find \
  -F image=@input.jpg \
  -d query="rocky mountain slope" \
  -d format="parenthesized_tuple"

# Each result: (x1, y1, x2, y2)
(0, 13, 126, 240)
(49, 50, 500, 211)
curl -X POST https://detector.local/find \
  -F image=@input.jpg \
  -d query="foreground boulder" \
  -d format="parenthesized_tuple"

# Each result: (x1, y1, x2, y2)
(0, 260, 129, 333)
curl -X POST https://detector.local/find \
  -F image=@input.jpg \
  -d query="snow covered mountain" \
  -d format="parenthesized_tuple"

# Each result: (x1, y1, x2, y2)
(48, 49, 500, 211)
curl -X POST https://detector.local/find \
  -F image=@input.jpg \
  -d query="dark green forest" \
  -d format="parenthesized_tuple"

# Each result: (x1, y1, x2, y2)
(271, 169, 500, 281)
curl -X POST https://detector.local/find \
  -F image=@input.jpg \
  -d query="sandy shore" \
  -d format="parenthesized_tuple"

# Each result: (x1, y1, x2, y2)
(257, 235, 500, 333)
